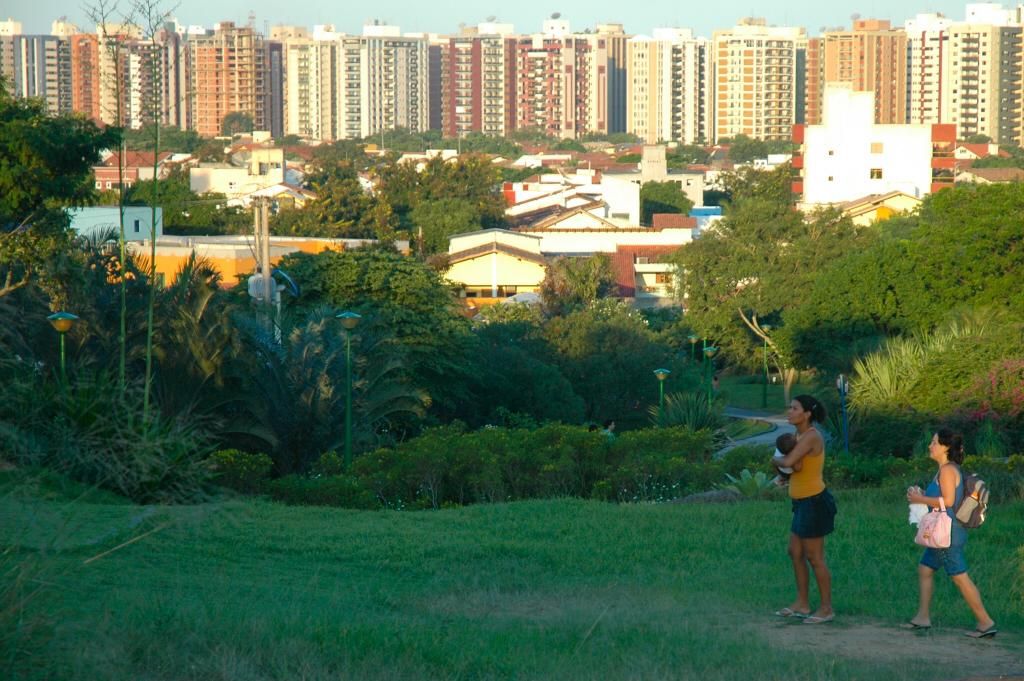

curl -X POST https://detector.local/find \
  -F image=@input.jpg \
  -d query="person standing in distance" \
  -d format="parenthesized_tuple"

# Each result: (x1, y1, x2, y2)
(771, 395, 837, 624)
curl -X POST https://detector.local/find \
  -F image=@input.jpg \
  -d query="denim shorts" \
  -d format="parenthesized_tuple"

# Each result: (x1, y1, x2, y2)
(920, 523, 968, 576)
(791, 489, 837, 538)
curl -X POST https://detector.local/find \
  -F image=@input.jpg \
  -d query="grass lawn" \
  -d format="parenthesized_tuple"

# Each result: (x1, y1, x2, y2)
(719, 375, 820, 413)
(3, 474, 1023, 680)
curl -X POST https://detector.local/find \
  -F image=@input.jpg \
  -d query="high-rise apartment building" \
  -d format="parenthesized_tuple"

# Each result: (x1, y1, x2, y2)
(0, 32, 72, 115)
(805, 20, 908, 125)
(336, 25, 430, 140)
(596, 23, 630, 134)
(514, 19, 608, 139)
(905, 13, 953, 125)
(907, 5, 1024, 145)
(70, 33, 101, 122)
(711, 18, 805, 142)
(626, 28, 709, 144)
(947, 19, 1022, 144)
(440, 23, 517, 138)
(282, 26, 339, 141)
(189, 21, 268, 137)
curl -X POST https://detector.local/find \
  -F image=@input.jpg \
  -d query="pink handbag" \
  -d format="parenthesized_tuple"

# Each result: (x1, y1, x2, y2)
(914, 498, 952, 549)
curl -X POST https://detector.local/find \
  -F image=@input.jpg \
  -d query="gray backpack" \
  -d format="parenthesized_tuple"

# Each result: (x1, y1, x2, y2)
(955, 473, 989, 529)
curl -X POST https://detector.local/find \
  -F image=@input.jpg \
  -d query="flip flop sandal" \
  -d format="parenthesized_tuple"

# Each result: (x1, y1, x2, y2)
(965, 626, 997, 639)
(803, 614, 835, 624)
(774, 607, 809, 618)
(899, 622, 931, 630)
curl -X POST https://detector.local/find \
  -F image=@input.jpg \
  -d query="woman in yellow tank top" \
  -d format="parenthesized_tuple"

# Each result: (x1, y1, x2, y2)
(770, 395, 837, 625)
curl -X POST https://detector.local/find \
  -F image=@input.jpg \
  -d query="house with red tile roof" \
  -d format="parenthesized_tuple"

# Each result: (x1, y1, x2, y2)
(92, 151, 177, 191)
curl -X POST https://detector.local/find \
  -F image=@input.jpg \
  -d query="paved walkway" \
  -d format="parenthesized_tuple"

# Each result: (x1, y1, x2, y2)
(715, 407, 795, 458)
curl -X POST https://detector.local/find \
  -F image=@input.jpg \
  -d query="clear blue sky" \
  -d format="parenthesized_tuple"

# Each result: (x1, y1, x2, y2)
(17, 0, 973, 37)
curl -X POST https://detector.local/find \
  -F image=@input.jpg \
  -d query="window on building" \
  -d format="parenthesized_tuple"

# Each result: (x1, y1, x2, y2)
(870, 142, 884, 154)
(133, 219, 141, 233)
(655, 273, 671, 284)
(870, 168, 883, 179)
(827, 150, 834, 156)
(827, 176, 834, 182)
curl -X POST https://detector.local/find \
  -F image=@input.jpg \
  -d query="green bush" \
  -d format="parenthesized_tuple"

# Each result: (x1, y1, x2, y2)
(265, 474, 378, 509)
(311, 451, 346, 478)
(209, 449, 273, 493)
(0, 365, 212, 503)
(719, 444, 774, 476)
(720, 469, 778, 499)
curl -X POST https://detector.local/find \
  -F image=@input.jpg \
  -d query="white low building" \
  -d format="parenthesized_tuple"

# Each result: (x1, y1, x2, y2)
(796, 84, 954, 206)
(190, 148, 286, 199)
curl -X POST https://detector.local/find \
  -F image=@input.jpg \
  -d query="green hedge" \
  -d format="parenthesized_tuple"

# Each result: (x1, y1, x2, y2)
(258, 423, 1024, 510)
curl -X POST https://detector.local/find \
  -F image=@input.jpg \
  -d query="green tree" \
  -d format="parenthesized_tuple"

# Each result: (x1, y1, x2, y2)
(221, 111, 254, 136)
(540, 254, 617, 317)
(126, 169, 248, 235)
(722, 135, 767, 163)
(123, 124, 203, 152)
(471, 313, 584, 425)
(544, 301, 683, 424)
(784, 183, 1024, 373)
(373, 155, 506, 237)
(278, 247, 477, 421)
(667, 145, 710, 167)
(234, 306, 428, 473)
(274, 161, 376, 238)
(0, 80, 118, 298)
(410, 198, 482, 256)
(670, 175, 868, 401)
(640, 181, 694, 225)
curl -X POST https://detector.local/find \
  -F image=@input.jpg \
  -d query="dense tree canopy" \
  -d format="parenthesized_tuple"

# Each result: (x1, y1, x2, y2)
(278, 247, 476, 418)
(0, 82, 119, 297)
(783, 182, 1024, 372)
(669, 164, 870, 397)
(540, 254, 617, 317)
(640, 181, 694, 225)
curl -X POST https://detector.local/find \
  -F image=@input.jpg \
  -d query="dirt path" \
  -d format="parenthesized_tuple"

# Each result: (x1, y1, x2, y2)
(761, 615, 1023, 679)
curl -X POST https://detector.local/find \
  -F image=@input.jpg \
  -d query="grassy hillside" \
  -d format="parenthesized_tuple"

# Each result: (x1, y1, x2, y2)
(3, 472, 1022, 680)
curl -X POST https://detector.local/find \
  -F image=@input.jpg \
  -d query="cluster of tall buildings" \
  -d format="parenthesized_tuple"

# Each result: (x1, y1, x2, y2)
(3, 2, 1024, 146)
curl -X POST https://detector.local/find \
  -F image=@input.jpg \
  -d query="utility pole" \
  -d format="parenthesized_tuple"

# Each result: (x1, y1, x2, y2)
(261, 198, 272, 308)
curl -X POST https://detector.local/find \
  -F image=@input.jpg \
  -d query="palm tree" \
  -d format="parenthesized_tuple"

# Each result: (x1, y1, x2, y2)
(235, 305, 427, 474)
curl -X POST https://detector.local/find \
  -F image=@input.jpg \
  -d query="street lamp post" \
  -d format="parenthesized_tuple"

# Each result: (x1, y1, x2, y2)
(761, 324, 772, 409)
(687, 334, 699, 363)
(336, 311, 362, 469)
(653, 368, 670, 418)
(836, 374, 850, 455)
(703, 346, 718, 403)
(47, 312, 79, 381)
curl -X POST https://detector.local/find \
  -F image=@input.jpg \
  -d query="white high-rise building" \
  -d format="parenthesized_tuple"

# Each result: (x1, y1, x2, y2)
(283, 26, 339, 140)
(906, 5, 1024, 144)
(906, 13, 955, 125)
(626, 28, 708, 145)
(336, 26, 430, 140)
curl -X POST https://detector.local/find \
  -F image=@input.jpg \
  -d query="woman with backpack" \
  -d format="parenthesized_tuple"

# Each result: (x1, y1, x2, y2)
(904, 428, 997, 638)
(771, 395, 838, 625)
